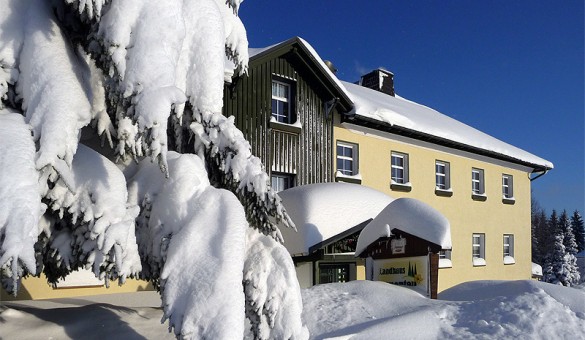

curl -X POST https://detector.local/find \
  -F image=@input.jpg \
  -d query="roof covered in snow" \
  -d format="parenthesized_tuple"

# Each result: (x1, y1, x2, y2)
(247, 37, 353, 114)
(342, 81, 553, 170)
(246, 37, 552, 171)
(355, 198, 452, 257)
(277, 183, 394, 255)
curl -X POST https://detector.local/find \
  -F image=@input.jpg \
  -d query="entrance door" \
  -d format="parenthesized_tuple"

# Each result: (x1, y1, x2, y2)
(319, 263, 350, 284)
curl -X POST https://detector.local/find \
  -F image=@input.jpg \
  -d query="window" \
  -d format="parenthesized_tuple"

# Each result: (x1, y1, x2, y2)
(503, 234, 515, 264)
(502, 174, 514, 199)
(439, 249, 452, 268)
(270, 173, 294, 193)
(319, 263, 350, 284)
(471, 168, 485, 196)
(472, 233, 486, 266)
(391, 152, 409, 184)
(271, 79, 294, 123)
(337, 142, 358, 176)
(435, 161, 451, 190)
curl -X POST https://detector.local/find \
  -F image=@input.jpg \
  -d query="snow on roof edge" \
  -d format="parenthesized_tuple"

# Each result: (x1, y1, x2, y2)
(247, 38, 552, 170)
(355, 198, 451, 257)
(248, 37, 353, 111)
(342, 81, 553, 170)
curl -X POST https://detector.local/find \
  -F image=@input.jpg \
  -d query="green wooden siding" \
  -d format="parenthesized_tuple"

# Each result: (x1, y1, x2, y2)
(223, 54, 335, 185)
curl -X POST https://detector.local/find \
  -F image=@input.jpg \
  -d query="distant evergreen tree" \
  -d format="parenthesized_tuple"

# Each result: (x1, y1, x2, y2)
(531, 203, 549, 264)
(543, 210, 580, 286)
(571, 210, 585, 253)
(561, 210, 578, 256)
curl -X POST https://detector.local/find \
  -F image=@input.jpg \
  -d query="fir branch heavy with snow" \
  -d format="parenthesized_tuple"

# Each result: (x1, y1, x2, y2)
(0, 0, 304, 338)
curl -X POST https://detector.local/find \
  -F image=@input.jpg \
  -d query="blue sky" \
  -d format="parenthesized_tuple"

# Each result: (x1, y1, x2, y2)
(239, 1, 584, 214)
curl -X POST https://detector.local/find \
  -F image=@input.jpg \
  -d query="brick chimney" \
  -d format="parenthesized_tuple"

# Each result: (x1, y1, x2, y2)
(359, 68, 395, 96)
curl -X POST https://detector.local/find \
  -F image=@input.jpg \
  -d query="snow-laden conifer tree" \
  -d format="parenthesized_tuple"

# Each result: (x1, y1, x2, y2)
(0, 0, 307, 338)
(559, 210, 580, 285)
(571, 210, 585, 253)
(543, 210, 580, 286)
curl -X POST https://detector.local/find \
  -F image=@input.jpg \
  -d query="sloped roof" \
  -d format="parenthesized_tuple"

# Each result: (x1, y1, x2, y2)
(277, 182, 394, 255)
(248, 37, 353, 113)
(342, 81, 553, 171)
(355, 198, 452, 257)
(246, 37, 552, 171)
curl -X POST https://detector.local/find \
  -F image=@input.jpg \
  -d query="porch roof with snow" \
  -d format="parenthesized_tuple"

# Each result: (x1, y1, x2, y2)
(277, 182, 394, 256)
(341, 81, 553, 172)
(354, 198, 452, 258)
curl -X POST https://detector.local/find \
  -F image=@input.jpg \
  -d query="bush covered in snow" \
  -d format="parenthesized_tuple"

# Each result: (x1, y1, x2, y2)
(0, 0, 305, 338)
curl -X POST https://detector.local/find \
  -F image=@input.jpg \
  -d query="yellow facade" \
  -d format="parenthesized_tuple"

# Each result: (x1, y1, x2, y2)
(1, 275, 153, 301)
(334, 120, 534, 292)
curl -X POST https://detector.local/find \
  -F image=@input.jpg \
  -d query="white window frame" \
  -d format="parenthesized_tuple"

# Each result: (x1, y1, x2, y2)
(439, 249, 452, 268)
(502, 174, 514, 199)
(391, 152, 409, 184)
(336, 141, 359, 176)
(270, 172, 294, 193)
(503, 234, 515, 264)
(435, 160, 451, 190)
(472, 233, 486, 266)
(271, 80, 292, 124)
(471, 168, 485, 195)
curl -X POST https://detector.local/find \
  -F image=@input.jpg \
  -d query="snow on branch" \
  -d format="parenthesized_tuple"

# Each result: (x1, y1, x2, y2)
(244, 228, 309, 340)
(191, 111, 294, 243)
(0, 0, 96, 201)
(41, 145, 141, 286)
(0, 111, 43, 293)
(128, 152, 248, 338)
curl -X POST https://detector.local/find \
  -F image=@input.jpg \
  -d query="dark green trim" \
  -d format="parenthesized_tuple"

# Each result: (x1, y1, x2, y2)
(345, 114, 552, 173)
(308, 219, 372, 254)
(435, 188, 453, 197)
(391, 183, 412, 192)
(472, 194, 488, 201)
(335, 176, 362, 184)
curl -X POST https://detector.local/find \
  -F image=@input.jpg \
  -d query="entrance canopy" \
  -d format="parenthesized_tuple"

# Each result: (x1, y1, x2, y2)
(355, 198, 451, 257)
(277, 183, 394, 256)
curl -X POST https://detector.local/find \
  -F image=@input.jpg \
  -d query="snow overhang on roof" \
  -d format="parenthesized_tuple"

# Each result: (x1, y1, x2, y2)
(341, 81, 554, 172)
(247, 37, 354, 115)
(277, 182, 394, 256)
(355, 198, 452, 257)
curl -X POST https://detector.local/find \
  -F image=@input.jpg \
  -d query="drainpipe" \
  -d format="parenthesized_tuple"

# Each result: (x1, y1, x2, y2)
(530, 168, 549, 182)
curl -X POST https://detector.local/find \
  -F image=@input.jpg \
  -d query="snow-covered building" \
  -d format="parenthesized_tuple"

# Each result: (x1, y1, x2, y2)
(224, 37, 553, 292)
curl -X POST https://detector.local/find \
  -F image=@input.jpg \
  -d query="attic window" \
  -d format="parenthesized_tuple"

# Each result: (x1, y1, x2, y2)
(271, 79, 295, 124)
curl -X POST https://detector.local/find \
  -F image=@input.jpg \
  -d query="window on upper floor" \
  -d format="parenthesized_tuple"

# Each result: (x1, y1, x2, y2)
(336, 141, 359, 176)
(502, 174, 514, 200)
(270, 172, 295, 193)
(271, 79, 294, 124)
(503, 234, 515, 264)
(472, 233, 486, 266)
(391, 152, 409, 185)
(435, 160, 451, 191)
(471, 168, 485, 196)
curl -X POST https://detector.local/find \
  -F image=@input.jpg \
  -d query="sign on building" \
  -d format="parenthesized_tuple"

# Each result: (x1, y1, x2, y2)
(370, 256, 429, 296)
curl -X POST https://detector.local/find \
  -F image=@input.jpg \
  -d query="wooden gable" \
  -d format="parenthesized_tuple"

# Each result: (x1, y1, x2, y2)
(223, 38, 353, 186)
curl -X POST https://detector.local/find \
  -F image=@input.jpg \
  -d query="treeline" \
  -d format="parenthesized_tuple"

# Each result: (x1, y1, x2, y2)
(531, 202, 584, 286)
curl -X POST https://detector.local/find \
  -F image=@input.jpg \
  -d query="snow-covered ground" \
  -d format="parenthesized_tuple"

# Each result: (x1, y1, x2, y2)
(1, 280, 584, 339)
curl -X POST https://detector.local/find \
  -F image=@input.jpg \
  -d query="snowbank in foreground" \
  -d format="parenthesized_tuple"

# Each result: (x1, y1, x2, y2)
(1, 280, 584, 339)
(303, 280, 585, 339)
